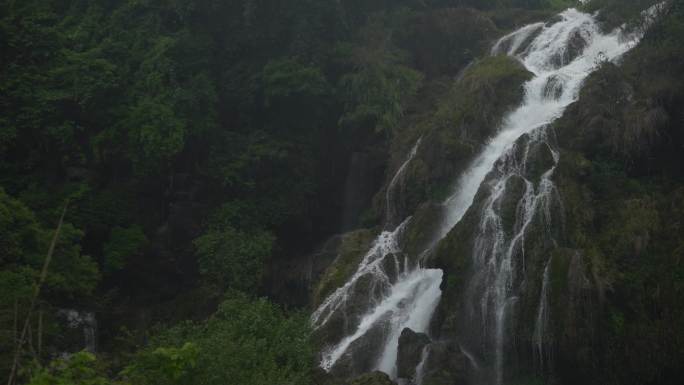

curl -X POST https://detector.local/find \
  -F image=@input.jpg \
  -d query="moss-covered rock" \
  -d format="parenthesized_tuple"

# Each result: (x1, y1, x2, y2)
(382, 55, 534, 221)
(313, 229, 377, 307)
(399, 202, 445, 258)
(499, 175, 527, 236)
(541, 8, 684, 381)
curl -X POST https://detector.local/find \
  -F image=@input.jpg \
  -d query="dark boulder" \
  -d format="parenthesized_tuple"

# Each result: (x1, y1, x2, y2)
(330, 320, 392, 379)
(397, 328, 431, 379)
(550, 28, 588, 67)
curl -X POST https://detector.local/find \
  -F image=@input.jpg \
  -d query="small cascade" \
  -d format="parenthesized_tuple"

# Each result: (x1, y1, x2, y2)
(534, 258, 553, 369)
(458, 6, 661, 384)
(386, 138, 422, 229)
(311, 220, 410, 330)
(58, 309, 98, 354)
(464, 127, 562, 385)
(413, 345, 430, 385)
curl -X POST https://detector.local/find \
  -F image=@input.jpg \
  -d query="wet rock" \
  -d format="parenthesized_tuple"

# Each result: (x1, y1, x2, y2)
(494, 24, 543, 56)
(550, 29, 588, 67)
(314, 272, 385, 348)
(312, 367, 345, 385)
(380, 253, 403, 285)
(397, 328, 431, 379)
(348, 371, 396, 385)
(421, 341, 469, 385)
(566, 29, 588, 62)
(543, 74, 565, 100)
(499, 175, 527, 236)
(400, 202, 445, 258)
(330, 320, 392, 379)
(313, 229, 377, 306)
(545, 15, 564, 27)
(524, 141, 556, 186)
(514, 26, 544, 56)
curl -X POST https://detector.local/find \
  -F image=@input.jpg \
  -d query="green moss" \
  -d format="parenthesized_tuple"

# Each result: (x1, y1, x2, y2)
(392, 55, 533, 213)
(439, 55, 533, 139)
(400, 203, 444, 257)
(313, 229, 376, 306)
(584, 0, 661, 30)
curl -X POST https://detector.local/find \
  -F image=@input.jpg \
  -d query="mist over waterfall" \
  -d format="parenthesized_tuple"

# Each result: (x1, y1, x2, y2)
(312, 4, 662, 385)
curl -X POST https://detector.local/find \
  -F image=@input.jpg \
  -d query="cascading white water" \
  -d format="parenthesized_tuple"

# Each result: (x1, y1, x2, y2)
(458, 5, 662, 385)
(533, 258, 553, 368)
(313, 3, 662, 383)
(312, 136, 443, 378)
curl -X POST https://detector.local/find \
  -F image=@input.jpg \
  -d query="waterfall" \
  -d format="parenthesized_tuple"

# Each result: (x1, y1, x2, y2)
(458, 5, 662, 384)
(58, 309, 98, 353)
(533, 258, 553, 369)
(313, 4, 662, 383)
(386, 138, 422, 229)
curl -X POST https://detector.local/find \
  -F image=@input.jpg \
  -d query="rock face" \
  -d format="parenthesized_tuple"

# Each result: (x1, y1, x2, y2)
(550, 28, 588, 67)
(312, 229, 378, 307)
(312, 369, 398, 385)
(329, 321, 392, 378)
(310, 55, 532, 384)
(269, 228, 377, 307)
(315, 5, 684, 385)
(341, 151, 387, 232)
(396, 328, 430, 379)
(420, 341, 470, 385)
(376, 56, 533, 226)
(348, 371, 397, 385)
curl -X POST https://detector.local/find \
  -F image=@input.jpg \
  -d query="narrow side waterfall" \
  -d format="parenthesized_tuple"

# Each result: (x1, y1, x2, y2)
(386, 138, 422, 229)
(313, 4, 661, 383)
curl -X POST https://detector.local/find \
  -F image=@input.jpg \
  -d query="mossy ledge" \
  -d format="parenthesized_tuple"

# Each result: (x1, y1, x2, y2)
(312, 229, 377, 307)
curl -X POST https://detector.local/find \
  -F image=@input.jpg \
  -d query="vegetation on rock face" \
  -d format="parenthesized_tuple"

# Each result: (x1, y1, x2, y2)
(380, 55, 533, 221)
(546, 2, 684, 383)
(313, 229, 376, 307)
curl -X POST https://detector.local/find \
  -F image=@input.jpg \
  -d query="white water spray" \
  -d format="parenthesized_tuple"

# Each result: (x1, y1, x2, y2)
(459, 6, 660, 385)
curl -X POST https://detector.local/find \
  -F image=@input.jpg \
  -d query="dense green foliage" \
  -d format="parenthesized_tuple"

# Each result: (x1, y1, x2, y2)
(145, 292, 313, 385)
